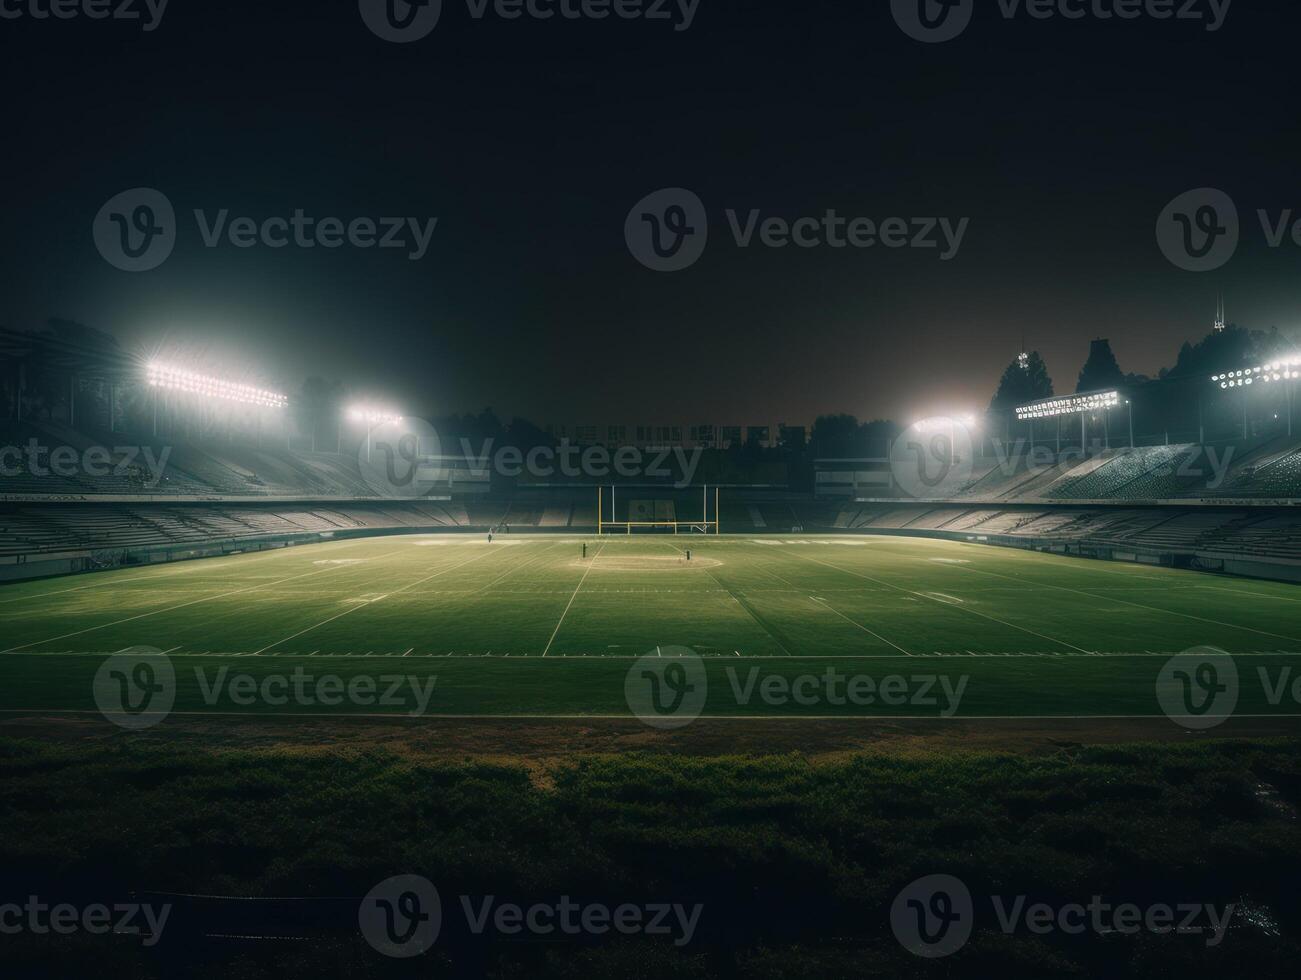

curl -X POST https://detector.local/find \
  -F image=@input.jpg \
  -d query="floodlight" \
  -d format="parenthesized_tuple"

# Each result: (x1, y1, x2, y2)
(1015, 390, 1120, 421)
(145, 362, 287, 408)
(346, 406, 403, 425)
(1211, 356, 1301, 388)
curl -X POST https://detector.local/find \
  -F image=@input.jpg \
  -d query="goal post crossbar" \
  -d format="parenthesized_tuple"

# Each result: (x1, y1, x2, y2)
(597, 521, 718, 535)
(597, 486, 720, 535)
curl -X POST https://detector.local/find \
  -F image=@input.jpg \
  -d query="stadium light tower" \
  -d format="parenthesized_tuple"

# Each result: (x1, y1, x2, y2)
(1209, 356, 1300, 438)
(145, 361, 287, 444)
(346, 407, 404, 463)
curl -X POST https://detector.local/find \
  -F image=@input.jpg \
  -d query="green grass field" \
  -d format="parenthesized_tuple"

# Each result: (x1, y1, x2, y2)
(2, 532, 1300, 720)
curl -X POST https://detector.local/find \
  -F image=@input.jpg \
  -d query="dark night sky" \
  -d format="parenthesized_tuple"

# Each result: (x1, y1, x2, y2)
(2, 0, 1299, 426)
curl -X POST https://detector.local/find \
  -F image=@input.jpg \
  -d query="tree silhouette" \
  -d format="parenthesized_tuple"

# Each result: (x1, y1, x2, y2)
(989, 352, 1054, 411)
(1076, 339, 1126, 393)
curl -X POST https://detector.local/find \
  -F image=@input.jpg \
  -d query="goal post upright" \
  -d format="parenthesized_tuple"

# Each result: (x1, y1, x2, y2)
(596, 482, 719, 535)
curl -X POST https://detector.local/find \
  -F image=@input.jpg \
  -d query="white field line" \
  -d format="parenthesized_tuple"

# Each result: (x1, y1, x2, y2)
(782, 549, 1095, 655)
(1196, 585, 1301, 604)
(542, 541, 606, 657)
(747, 543, 917, 655)
(917, 552, 1301, 646)
(468, 539, 569, 595)
(0, 536, 375, 607)
(663, 540, 795, 656)
(0, 555, 402, 654)
(250, 548, 503, 655)
(808, 597, 913, 656)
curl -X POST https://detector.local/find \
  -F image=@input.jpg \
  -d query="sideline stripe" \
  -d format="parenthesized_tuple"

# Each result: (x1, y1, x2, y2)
(0, 554, 405, 654)
(250, 548, 503, 655)
(782, 548, 1095, 655)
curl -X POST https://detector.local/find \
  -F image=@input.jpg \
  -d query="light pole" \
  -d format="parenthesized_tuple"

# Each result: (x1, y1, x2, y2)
(348, 408, 403, 464)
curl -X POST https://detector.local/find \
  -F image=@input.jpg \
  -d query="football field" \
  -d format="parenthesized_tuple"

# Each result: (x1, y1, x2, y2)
(2, 533, 1300, 720)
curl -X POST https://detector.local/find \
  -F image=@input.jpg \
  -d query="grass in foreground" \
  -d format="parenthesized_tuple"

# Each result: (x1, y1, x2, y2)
(1, 736, 1299, 977)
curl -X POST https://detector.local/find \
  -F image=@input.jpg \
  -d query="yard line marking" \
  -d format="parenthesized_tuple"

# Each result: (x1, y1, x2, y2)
(809, 597, 913, 656)
(783, 549, 1094, 655)
(927, 555, 1301, 645)
(0, 554, 403, 654)
(249, 549, 501, 655)
(471, 539, 568, 594)
(542, 541, 606, 656)
(665, 540, 796, 656)
(0, 537, 375, 607)
(1197, 585, 1301, 604)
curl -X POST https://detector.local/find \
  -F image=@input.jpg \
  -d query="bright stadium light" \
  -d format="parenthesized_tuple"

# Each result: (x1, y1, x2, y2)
(347, 407, 403, 424)
(146, 362, 287, 408)
(1015, 390, 1119, 421)
(1211, 356, 1301, 389)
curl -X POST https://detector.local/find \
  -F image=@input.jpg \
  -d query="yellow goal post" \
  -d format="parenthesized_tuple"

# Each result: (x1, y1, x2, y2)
(597, 486, 720, 535)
